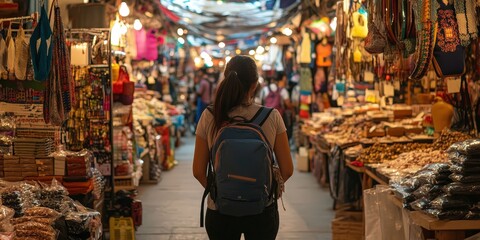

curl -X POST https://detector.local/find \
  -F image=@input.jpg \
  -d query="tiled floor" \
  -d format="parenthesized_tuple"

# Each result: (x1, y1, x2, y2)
(136, 136, 334, 240)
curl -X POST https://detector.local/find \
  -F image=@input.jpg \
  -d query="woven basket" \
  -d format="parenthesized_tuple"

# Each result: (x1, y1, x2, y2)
(332, 211, 364, 240)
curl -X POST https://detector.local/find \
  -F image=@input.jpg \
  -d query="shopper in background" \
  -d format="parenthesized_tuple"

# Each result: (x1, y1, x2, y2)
(193, 55, 293, 240)
(194, 68, 215, 127)
(260, 72, 294, 139)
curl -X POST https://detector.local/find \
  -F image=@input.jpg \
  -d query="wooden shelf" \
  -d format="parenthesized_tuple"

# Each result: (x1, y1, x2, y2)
(364, 168, 388, 185)
(410, 211, 480, 231)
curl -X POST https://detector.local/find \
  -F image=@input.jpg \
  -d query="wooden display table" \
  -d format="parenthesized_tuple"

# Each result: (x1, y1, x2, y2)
(390, 194, 480, 240)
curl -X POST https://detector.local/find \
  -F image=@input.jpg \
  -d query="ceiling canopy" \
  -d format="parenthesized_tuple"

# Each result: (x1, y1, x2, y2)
(159, 0, 302, 42)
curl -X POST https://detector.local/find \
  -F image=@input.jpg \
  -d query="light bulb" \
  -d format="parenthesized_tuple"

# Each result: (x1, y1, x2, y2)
(133, 19, 142, 30)
(119, 2, 130, 17)
(235, 49, 241, 54)
(225, 50, 230, 55)
(256, 46, 265, 54)
(249, 50, 255, 55)
(282, 28, 293, 36)
(178, 37, 185, 44)
(177, 28, 184, 36)
(270, 37, 277, 44)
(218, 42, 225, 48)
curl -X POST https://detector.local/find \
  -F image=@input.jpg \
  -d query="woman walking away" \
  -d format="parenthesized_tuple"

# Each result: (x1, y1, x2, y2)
(193, 55, 294, 240)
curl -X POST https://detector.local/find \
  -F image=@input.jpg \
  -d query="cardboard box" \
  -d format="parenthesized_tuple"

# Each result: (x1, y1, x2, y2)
(3, 177, 24, 182)
(54, 167, 65, 176)
(4, 171, 23, 177)
(21, 171, 38, 177)
(296, 147, 309, 172)
(20, 158, 36, 164)
(3, 166, 23, 172)
(22, 164, 38, 172)
(3, 159, 20, 165)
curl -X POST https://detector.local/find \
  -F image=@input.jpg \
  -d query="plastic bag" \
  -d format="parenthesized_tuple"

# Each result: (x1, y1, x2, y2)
(410, 198, 431, 211)
(447, 139, 480, 156)
(465, 211, 480, 220)
(24, 207, 61, 219)
(423, 208, 468, 220)
(412, 184, 443, 200)
(430, 194, 471, 210)
(0, 206, 14, 232)
(450, 164, 480, 174)
(10, 216, 55, 225)
(13, 221, 55, 232)
(34, 179, 69, 213)
(423, 163, 452, 174)
(1, 185, 25, 217)
(443, 182, 480, 195)
(450, 173, 480, 183)
(14, 229, 56, 240)
(415, 170, 451, 185)
(449, 152, 480, 166)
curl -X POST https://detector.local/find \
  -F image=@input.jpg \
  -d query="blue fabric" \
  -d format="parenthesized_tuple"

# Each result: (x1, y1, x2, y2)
(30, 5, 53, 82)
(195, 97, 208, 124)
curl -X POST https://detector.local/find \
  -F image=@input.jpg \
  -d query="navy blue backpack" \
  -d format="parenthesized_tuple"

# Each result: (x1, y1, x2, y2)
(200, 107, 277, 227)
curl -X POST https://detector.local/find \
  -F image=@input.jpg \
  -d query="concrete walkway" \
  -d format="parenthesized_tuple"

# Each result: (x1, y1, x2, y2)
(136, 136, 334, 240)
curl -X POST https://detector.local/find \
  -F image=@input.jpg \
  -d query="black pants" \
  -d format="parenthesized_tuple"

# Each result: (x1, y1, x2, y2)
(205, 203, 279, 240)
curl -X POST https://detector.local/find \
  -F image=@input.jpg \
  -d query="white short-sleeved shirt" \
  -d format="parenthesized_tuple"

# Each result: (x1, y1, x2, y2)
(196, 103, 287, 209)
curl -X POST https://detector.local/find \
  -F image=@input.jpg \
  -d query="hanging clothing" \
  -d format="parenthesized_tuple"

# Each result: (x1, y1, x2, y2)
(299, 32, 312, 64)
(6, 26, 15, 77)
(0, 32, 6, 77)
(30, 5, 53, 82)
(44, 5, 74, 125)
(15, 27, 30, 80)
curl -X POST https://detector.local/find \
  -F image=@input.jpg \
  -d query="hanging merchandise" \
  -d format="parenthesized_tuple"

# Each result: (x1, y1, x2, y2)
(364, 0, 386, 54)
(70, 43, 90, 66)
(0, 29, 6, 79)
(5, 25, 15, 80)
(409, 0, 435, 80)
(144, 30, 159, 61)
(135, 29, 147, 60)
(30, 4, 53, 82)
(299, 31, 312, 64)
(126, 28, 137, 59)
(44, 2, 74, 125)
(350, 6, 368, 39)
(316, 39, 332, 67)
(432, 0, 466, 78)
(14, 26, 30, 80)
(454, 0, 478, 46)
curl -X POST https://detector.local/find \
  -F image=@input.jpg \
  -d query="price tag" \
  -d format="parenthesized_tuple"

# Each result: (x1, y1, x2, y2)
(394, 80, 401, 90)
(447, 77, 461, 93)
(383, 82, 395, 97)
(365, 89, 379, 103)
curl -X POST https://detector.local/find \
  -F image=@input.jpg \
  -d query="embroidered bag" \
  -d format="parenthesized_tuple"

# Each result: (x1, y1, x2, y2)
(364, 0, 386, 54)
(432, 0, 466, 78)
(409, 0, 435, 80)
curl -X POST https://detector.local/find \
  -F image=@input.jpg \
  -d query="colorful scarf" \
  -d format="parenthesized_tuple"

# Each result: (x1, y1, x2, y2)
(454, 0, 478, 46)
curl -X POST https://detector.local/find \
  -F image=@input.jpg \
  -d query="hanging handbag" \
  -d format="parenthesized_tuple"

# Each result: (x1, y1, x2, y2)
(432, 0, 465, 78)
(113, 65, 129, 94)
(409, 0, 435, 80)
(351, 7, 369, 39)
(364, 0, 387, 54)
(121, 81, 135, 105)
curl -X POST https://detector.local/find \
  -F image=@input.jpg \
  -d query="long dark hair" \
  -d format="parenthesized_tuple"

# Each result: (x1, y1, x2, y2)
(213, 55, 258, 132)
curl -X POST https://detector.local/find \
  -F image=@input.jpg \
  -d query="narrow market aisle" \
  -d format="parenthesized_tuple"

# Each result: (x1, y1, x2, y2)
(136, 136, 334, 240)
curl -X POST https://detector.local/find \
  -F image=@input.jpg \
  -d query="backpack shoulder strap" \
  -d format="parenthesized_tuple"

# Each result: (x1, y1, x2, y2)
(250, 107, 274, 126)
